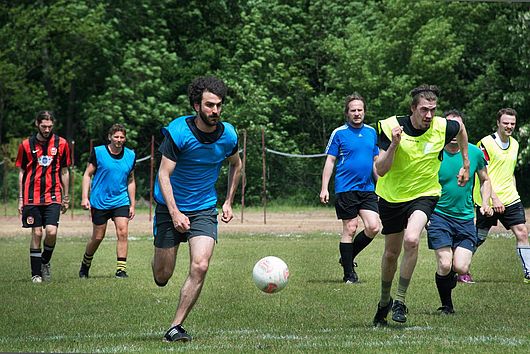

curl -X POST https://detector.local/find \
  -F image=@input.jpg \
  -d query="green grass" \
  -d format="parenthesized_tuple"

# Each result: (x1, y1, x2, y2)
(0, 231, 529, 353)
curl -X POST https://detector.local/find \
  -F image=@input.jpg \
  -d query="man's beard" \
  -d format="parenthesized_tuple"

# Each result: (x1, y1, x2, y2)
(199, 109, 219, 127)
(38, 129, 52, 140)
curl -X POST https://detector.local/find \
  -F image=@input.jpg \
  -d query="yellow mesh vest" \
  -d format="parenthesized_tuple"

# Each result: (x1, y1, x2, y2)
(376, 116, 446, 203)
(473, 135, 520, 206)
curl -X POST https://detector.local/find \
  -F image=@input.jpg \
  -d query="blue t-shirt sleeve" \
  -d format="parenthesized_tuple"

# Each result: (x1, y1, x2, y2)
(325, 134, 340, 156)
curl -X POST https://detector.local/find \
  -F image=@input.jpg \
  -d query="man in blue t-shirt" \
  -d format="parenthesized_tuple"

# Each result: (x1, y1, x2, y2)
(320, 93, 381, 284)
(152, 76, 242, 343)
(426, 110, 492, 314)
(79, 124, 136, 279)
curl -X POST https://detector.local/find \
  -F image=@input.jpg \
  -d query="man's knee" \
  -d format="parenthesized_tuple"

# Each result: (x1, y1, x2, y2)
(191, 259, 210, 276)
(403, 237, 420, 251)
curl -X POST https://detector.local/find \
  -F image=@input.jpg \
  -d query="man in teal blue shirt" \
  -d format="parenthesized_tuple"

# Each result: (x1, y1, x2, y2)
(427, 110, 492, 314)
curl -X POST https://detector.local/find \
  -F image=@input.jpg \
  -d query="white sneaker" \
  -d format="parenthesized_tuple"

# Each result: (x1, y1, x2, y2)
(41, 262, 51, 281)
(31, 275, 43, 283)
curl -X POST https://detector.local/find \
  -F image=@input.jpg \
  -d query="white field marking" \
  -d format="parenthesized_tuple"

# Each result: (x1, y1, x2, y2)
(488, 233, 514, 239)
(404, 325, 433, 331)
(0, 330, 160, 344)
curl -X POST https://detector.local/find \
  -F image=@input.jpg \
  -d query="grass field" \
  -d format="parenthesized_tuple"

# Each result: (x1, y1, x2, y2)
(0, 213, 529, 353)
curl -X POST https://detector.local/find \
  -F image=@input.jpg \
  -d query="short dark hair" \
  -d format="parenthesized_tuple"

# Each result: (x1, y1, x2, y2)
(108, 123, 127, 137)
(344, 93, 366, 114)
(188, 76, 228, 108)
(35, 110, 54, 124)
(443, 109, 465, 123)
(496, 107, 517, 121)
(410, 84, 440, 107)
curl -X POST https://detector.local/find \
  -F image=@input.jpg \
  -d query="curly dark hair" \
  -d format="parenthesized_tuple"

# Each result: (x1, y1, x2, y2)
(410, 84, 440, 107)
(188, 76, 228, 108)
(35, 110, 55, 124)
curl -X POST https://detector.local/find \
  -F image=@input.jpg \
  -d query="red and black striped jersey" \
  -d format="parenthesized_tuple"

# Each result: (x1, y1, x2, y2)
(16, 134, 72, 205)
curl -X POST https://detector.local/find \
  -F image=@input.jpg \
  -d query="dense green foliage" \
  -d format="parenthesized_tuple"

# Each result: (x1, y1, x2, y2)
(1, 1, 529, 205)
(1, 227, 529, 352)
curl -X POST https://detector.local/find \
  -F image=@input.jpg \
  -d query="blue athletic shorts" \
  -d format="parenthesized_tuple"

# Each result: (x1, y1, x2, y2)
(427, 211, 477, 251)
(153, 204, 218, 248)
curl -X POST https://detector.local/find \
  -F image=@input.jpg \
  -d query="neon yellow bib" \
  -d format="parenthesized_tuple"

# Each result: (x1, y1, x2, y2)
(376, 116, 446, 203)
(473, 135, 520, 206)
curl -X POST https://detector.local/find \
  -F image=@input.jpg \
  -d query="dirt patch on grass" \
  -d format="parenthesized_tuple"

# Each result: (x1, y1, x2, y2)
(0, 209, 342, 238)
(1, 208, 528, 238)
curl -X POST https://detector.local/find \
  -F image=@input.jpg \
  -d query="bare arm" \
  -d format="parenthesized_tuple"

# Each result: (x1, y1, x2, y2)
(127, 171, 136, 220)
(372, 155, 379, 182)
(375, 126, 403, 176)
(320, 155, 336, 204)
(477, 167, 493, 216)
(221, 152, 243, 223)
(456, 122, 470, 186)
(158, 156, 190, 232)
(81, 163, 96, 210)
(60, 167, 70, 214)
(18, 169, 24, 214)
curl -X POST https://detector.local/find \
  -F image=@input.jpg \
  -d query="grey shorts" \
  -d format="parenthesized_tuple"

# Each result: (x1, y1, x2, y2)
(153, 204, 218, 248)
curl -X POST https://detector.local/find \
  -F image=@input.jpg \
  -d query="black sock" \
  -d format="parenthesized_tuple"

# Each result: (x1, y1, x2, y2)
(82, 252, 94, 268)
(351, 231, 374, 260)
(30, 248, 42, 276)
(435, 271, 456, 308)
(41, 243, 55, 264)
(339, 242, 354, 276)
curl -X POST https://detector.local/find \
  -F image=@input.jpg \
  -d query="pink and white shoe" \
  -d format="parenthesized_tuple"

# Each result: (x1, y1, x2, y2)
(457, 273, 475, 284)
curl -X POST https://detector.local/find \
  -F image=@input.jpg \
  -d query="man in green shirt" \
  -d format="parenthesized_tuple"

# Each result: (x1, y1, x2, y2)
(426, 110, 492, 314)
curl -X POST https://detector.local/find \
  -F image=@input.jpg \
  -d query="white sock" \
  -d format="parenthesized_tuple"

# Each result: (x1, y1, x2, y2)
(516, 245, 530, 276)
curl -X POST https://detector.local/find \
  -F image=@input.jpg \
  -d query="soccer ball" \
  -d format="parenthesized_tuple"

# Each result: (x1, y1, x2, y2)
(252, 256, 289, 293)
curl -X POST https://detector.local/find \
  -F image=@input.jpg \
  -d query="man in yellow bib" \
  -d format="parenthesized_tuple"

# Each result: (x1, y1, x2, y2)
(372, 85, 470, 326)
(473, 108, 530, 284)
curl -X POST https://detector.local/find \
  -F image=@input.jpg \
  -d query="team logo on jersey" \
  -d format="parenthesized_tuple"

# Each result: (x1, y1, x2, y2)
(38, 155, 53, 167)
(50, 147, 57, 156)
(27, 216, 34, 225)
(423, 143, 434, 154)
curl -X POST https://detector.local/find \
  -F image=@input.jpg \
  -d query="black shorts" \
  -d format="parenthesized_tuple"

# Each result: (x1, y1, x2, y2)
(476, 201, 526, 230)
(153, 204, 218, 249)
(378, 196, 439, 235)
(91, 205, 130, 225)
(335, 191, 379, 220)
(21, 204, 61, 228)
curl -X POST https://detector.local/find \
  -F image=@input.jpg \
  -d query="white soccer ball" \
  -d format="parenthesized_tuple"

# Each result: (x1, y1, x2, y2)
(252, 256, 289, 293)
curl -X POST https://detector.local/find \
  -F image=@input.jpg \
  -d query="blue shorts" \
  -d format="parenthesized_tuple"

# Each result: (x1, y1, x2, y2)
(427, 212, 477, 251)
(153, 204, 218, 248)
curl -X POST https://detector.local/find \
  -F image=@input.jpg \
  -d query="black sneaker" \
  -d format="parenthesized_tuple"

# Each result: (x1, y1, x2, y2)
(164, 324, 191, 342)
(343, 272, 359, 284)
(115, 270, 129, 279)
(437, 305, 455, 315)
(79, 263, 90, 278)
(391, 300, 408, 323)
(373, 297, 393, 327)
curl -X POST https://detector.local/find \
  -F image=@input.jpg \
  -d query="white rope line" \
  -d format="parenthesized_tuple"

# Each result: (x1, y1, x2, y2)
(136, 155, 151, 163)
(265, 148, 326, 158)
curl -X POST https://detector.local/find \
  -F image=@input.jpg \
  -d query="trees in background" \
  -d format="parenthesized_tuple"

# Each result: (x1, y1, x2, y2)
(1, 0, 528, 204)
